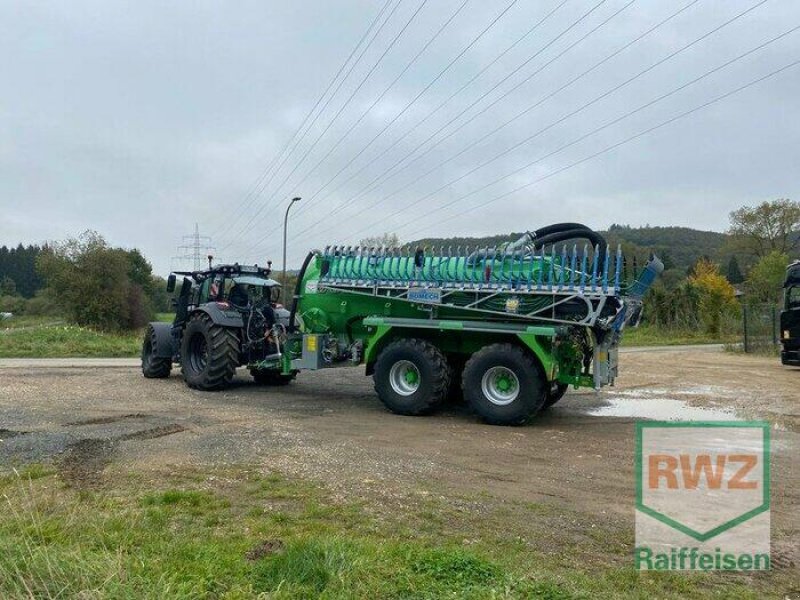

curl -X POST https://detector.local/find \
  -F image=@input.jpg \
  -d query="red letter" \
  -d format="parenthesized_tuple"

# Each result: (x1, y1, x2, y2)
(649, 455, 678, 489)
(680, 454, 726, 489)
(728, 455, 758, 490)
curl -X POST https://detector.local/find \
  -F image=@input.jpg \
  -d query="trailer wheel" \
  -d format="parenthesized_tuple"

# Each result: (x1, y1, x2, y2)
(374, 339, 450, 416)
(445, 353, 467, 403)
(543, 382, 569, 408)
(181, 313, 239, 390)
(462, 344, 547, 425)
(141, 324, 172, 379)
(251, 369, 296, 386)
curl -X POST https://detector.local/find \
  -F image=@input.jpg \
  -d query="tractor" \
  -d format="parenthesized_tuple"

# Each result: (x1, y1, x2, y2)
(141, 262, 294, 389)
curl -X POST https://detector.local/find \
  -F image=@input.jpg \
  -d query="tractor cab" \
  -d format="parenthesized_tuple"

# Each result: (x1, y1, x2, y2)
(780, 260, 800, 366)
(166, 264, 280, 327)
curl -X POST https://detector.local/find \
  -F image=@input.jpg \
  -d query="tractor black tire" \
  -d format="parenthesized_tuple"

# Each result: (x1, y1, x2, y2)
(180, 313, 239, 391)
(543, 382, 569, 408)
(251, 369, 296, 386)
(373, 338, 450, 416)
(141, 324, 172, 379)
(462, 343, 547, 426)
(445, 353, 467, 403)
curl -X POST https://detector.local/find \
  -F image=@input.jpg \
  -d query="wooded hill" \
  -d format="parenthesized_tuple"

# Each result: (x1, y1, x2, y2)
(409, 224, 732, 273)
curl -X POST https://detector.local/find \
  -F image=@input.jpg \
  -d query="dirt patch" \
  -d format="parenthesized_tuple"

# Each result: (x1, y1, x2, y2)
(64, 413, 149, 426)
(57, 438, 116, 488)
(0, 428, 28, 438)
(246, 539, 286, 561)
(119, 424, 187, 441)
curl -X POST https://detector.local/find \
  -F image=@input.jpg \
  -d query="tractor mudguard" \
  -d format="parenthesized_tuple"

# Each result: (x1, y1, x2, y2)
(195, 304, 244, 328)
(149, 321, 176, 358)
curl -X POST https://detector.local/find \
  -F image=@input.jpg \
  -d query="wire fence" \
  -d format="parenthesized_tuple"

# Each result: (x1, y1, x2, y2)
(742, 304, 781, 353)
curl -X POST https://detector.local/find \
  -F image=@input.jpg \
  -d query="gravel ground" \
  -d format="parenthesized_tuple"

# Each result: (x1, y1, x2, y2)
(0, 348, 798, 572)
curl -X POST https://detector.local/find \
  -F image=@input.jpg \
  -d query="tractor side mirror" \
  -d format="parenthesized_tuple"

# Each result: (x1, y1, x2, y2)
(166, 274, 177, 293)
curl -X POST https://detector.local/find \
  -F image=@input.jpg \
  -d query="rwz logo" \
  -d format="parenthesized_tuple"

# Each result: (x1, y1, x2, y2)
(635, 422, 770, 571)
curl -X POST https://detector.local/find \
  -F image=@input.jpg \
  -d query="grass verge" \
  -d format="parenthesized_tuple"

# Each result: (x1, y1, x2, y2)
(0, 465, 783, 599)
(621, 325, 738, 347)
(0, 314, 174, 358)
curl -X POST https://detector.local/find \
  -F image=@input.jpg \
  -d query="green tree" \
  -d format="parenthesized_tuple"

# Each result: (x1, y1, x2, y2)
(359, 232, 400, 248)
(728, 198, 800, 258)
(1, 276, 16, 296)
(726, 256, 744, 285)
(688, 259, 739, 336)
(745, 251, 789, 305)
(37, 231, 155, 331)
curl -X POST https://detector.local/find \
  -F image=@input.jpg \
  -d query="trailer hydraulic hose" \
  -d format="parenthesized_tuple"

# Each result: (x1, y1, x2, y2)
(532, 228, 608, 273)
(289, 250, 316, 332)
(531, 222, 593, 239)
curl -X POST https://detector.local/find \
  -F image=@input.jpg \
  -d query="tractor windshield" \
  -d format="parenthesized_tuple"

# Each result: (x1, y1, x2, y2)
(227, 275, 280, 306)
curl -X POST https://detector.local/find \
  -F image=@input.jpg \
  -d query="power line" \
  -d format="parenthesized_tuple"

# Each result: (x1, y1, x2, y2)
(282, 0, 612, 242)
(210, 0, 395, 242)
(402, 57, 800, 239)
(223, 0, 427, 252)
(237, 0, 525, 260)
(287, 0, 523, 222)
(290, 0, 571, 227)
(336, 0, 771, 241)
(288, 0, 698, 246)
(218, 0, 404, 254)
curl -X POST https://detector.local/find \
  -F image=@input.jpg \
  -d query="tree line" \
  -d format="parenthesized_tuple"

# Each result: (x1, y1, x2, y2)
(1, 231, 169, 330)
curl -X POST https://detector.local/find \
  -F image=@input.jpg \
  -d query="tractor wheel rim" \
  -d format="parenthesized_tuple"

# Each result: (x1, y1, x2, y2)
(481, 366, 520, 406)
(189, 333, 208, 372)
(389, 360, 420, 396)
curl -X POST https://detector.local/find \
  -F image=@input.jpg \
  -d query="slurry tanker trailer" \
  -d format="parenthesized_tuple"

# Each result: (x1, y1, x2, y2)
(142, 223, 662, 425)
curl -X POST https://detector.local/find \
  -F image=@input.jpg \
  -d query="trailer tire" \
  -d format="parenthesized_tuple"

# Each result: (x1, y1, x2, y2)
(181, 313, 239, 390)
(141, 324, 172, 379)
(374, 338, 450, 416)
(251, 369, 296, 386)
(543, 382, 569, 408)
(445, 353, 467, 403)
(462, 344, 547, 425)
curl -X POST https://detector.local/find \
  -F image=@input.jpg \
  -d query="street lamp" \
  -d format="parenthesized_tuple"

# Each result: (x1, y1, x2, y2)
(282, 196, 301, 295)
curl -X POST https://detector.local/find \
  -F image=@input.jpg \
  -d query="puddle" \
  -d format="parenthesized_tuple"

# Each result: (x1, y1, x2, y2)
(576, 397, 738, 421)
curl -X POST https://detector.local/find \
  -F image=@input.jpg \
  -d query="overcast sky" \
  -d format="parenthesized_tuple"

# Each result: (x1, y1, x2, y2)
(1, 0, 798, 273)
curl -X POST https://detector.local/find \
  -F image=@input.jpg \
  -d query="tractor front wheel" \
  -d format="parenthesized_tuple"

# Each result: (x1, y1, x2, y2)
(181, 313, 239, 390)
(462, 344, 547, 425)
(373, 338, 450, 416)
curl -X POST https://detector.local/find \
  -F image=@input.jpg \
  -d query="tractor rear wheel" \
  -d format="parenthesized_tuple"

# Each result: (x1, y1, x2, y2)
(181, 313, 239, 390)
(543, 382, 569, 408)
(374, 338, 450, 416)
(141, 324, 172, 379)
(462, 344, 547, 425)
(251, 369, 296, 386)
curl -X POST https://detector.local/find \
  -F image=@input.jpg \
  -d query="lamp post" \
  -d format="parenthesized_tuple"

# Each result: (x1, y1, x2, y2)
(282, 196, 301, 294)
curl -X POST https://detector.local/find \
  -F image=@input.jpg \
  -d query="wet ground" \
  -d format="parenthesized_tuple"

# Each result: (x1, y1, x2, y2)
(0, 347, 798, 573)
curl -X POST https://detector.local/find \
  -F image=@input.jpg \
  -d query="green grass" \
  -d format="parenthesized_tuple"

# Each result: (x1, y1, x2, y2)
(0, 314, 177, 358)
(0, 320, 142, 358)
(0, 467, 783, 599)
(622, 324, 739, 347)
